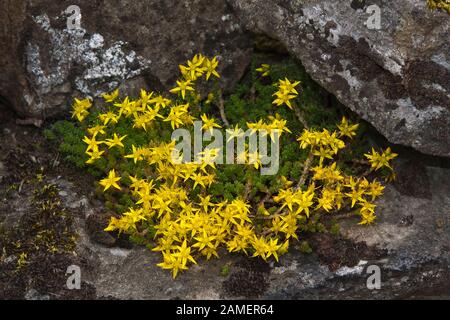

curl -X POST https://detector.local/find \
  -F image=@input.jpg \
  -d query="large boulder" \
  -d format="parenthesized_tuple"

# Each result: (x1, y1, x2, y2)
(0, 0, 252, 119)
(227, 0, 450, 158)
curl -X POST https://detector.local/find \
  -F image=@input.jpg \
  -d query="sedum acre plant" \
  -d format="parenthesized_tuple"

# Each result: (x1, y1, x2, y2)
(65, 54, 397, 278)
(427, 0, 450, 14)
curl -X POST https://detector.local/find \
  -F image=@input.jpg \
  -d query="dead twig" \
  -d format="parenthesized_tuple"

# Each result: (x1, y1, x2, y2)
(296, 151, 314, 189)
(217, 90, 230, 127)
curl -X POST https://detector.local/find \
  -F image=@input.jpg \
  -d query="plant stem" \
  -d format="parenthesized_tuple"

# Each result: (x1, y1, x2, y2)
(296, 151, 314, 189)
(293, 105, 309, 129)
(217, 89, 230, 127)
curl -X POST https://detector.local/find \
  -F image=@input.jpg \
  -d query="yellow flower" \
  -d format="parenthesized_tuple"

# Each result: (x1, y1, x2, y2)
(170, 79, 195, 99)
(99, 169, 121, 191)
(226, 124, 244, 142)
(200, 114, 221, 133)
(265, 238, 281, 262)
(256, 64, 270, 77)
(87, 125, 106, 137)
(174, 239, 197, 266)
(149, 95, 171, 109)
(312, 146, 334, 165)
(102, 89, 120, 103)
(203, 56, 220, 80)
(71, 98, 92, 122)
(99, 111, 119, 125)
(345, 188, 365, 208)
(157, 251, 188, 279)
(164, 105, 188, 129)
(125, 145, 144, 164)
(359, 210, 376, 225)
(364, 147, 398, 171)
(337, 117, 359, 139)
(179, 54, 205, 80)
(368, 180, 385, 200)
(139, 89, 153, 109)
(86, 149, 105, 164)
(278, 78, 301, 95)
(251, 235, 270, 260)
(82, 135, 103, 152)
(272, 91, 297, 109)
(193, 230, 216, 251)
(272, 78, 301, 109)
(104, 133, 127, 149)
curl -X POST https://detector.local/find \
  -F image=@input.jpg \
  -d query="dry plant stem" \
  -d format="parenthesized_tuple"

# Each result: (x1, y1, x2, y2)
(335, 211, 359, 220)
(293, 105, 309, 129)
(257, 192, 272, 208)
(217, 89, 230, 127)
(253, 206, 286, 221)
(244, 177, 253, 200)
(296, 151, 314, 189)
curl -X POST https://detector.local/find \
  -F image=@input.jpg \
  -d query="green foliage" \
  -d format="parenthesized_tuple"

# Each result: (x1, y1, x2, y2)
(213, 55, 366, 209)
(220, 263, 232, 277)
(298, 241, 313, 254)
(47, 54, 371, 233)
(45, 53, 396, 279)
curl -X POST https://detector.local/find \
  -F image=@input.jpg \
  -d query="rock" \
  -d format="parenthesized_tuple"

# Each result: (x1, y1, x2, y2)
(227, 0, 450, 157)
(85, 213, 117, 247)
(0, 161, 5, 182)
(76, 155, 450, 299)
(24, 289, 50, 300)
(340, 163, 450, 271)
(0, 0, 252, 119)
(2, 117, 450, 299)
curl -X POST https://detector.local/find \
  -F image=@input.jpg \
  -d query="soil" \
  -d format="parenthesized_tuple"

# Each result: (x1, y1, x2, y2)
(306, 233, 387, 272)
(0, 105, 97, 299)
(0, 103, 406, 300)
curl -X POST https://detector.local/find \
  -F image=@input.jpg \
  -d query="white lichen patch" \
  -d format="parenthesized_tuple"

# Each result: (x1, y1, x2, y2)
(335, 260, 368, 277)
(26, 14, 152, 103)
(422, 83, 450, 99)
(271, 260, 299, 275)
(337, 59, 362, 91)
(431, 54, 450, 71)
(392, 98, 446, 132)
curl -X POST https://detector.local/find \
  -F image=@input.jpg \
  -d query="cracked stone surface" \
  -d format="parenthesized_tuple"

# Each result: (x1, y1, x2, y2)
(0, 110, 450, 299)
(227, 0, 450, 157)
(0, 0, 252, 119)
(39, 154, 450, 299)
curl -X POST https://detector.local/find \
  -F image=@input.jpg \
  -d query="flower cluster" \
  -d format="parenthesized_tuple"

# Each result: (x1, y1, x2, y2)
(427, 0, 450, 13)
(272, 78, 301, 109)
(256, 63, 271, 77)
(364, 147, 398, 171)
(246, 114, 292, 141)
(70, 56, 397, 278)
(297, 127, 346, 165)
(71, 98, 93, 122)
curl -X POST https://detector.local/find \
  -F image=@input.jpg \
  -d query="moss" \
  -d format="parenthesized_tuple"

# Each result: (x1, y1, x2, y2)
(0, 178, 78, 278)
(220, 263, 232, 277)
(46, 52, 378, 269)
(298, 241, 313, 254)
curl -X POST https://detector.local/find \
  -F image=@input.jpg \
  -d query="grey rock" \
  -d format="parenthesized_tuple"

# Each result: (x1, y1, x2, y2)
(0, 0, 252, 119)
(2, 152, 450, 299)
(340, 164, 450, 271)
(25, 289, 50, 300)
(227, 0, 450, 157)
(67, 159, 450, 299)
